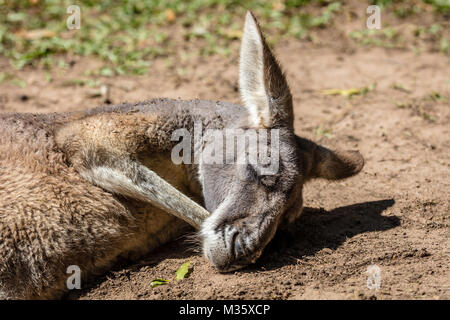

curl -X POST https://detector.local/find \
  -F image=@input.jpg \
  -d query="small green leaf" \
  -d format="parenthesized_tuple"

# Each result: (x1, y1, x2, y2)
(175, 261, 192, 280)
(150, 278, 170, 288)
(320, 88, 361, 97)
(320, 83, 376, 98)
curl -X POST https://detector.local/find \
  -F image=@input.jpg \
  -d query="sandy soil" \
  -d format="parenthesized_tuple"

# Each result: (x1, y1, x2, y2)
(1, 11, 449, 300)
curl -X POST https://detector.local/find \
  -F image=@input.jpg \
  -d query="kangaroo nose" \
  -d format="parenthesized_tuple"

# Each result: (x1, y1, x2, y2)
(203, 240, 236, 272)
(203, 227, 262, 273)
(200, 206, 280, 273)
(202, 230, 239, 272)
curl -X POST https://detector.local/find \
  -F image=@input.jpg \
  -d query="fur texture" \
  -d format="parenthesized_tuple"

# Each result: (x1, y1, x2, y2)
(0, 12, 364, 299)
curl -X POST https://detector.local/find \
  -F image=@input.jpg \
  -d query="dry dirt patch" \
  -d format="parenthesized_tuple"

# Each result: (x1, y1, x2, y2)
(1, 35, 449, 300)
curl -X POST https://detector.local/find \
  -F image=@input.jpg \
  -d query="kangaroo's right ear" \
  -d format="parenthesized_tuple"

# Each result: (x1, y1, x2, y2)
(239, 11, 293, 129)
(296, 136, 365, 181)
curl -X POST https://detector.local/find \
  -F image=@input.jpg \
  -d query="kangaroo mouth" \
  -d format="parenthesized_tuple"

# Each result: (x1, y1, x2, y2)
(201, 210, 280, 273)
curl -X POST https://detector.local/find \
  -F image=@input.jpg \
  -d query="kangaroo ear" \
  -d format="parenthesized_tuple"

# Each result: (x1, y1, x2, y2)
(239, 11, 293, 128)
(313, 149, 364, 180)
(296, 136, 364, 181)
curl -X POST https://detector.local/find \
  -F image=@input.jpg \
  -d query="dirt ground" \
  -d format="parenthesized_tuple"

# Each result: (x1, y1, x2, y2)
(1, 11, 449, 300)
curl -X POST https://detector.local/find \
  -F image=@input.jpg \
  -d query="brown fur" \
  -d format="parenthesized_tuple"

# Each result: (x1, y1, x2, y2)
(0, 111, 194, 299)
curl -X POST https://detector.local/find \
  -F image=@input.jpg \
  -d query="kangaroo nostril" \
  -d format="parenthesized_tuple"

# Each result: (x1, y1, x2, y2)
(229, 230, 240, 259)
(234, 237, 244, 258)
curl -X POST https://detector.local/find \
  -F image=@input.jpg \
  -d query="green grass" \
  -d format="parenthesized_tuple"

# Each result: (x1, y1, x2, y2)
(350, 1, 449, 52)
(0, 0, 448, 76)
(0, 0, 342, 75)
(372, 0, 450, 14)
(349, 28, 403, 48)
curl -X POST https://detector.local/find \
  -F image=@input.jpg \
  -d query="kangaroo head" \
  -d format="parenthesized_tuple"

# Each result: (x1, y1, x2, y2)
(200, 12, 364, 272)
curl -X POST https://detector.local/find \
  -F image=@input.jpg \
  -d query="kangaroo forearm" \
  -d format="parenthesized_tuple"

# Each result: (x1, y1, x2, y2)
(55, 113, 210, 229)
(80, 159, 210, 229)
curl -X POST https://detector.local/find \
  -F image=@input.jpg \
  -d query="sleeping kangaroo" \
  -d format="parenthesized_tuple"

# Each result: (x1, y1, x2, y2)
(0, 12, 363, 299)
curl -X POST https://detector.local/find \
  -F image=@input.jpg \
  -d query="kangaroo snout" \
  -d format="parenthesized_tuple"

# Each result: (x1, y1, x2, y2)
(201, 215, 270, 273)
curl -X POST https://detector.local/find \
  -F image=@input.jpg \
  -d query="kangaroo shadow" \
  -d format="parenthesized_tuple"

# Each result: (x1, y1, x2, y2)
(248, 199, 399, 272)
(68, 199, 398, 298)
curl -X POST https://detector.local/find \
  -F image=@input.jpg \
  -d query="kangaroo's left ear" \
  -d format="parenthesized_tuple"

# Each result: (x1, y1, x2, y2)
(239, 11, 293, 129)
